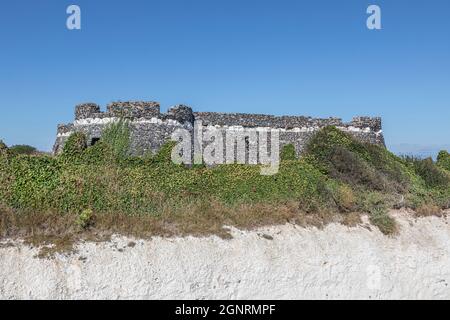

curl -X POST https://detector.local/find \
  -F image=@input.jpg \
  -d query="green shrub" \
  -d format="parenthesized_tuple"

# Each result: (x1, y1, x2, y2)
(335, 184, 356, 212)
(326, 146, 387, 191)
(60, 121, 130, 165)
(304, 127, 350, 173)
(9, 145, 37, 156)
(8, 155, 61, 210)
(370, 208, 397, 235)
(61, 132, 87, 160)
(437, 150, 450, 171)
(101, 119, 131, 160)
(153, 141, 177, 163)
(0, 140, 7, 158)
(304, 126, 408, 193)
(358, 191, 396, 235)
(408, 157, 449, 188)
(82, 140, 115, 165)
(0, 140, 7, 151)
(77, 209, 93, 229)
(298, 176, 330, 213)
(280, 144, 297, 161)
(0, 143, 11, 201)
(363, 144, 410, 192)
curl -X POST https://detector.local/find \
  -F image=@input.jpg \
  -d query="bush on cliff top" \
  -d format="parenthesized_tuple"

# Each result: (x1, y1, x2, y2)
(304, 126, 409, 193)
(8, 144, 38, 156)
(438, 151, 450, 172)
(303, 127, 450, 227)
(409, 157, 449, 188)
(0, 140, 7, 151)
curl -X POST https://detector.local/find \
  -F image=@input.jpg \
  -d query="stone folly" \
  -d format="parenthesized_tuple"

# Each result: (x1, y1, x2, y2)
(53, 101, 385, 160)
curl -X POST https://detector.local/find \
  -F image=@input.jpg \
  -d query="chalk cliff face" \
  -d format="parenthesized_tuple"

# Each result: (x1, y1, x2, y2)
(1, 210, 450, 300)
(53, 101, 385, 156)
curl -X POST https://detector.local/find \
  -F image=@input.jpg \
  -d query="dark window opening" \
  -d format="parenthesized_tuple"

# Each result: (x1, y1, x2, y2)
(91, 138, 100, 146)
(245, 137, 250, 164)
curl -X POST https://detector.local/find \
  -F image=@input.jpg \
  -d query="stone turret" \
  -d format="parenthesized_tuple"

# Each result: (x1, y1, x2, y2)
(166, 105, 194, 125)
(75, 103, 101, 120)
(351, 116, 382, 132)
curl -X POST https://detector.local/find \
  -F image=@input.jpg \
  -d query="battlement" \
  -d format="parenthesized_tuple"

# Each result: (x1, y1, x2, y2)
(107, 101, 161, 119)
(75, 103, 101, 120)
(350, 116, 382, 132)
(194, 112, 344, 129)
(74, 101, 161, 121)
(69, 101, 381, 131)
(53, 101, 385, 155)
(166, 105, 195, 124)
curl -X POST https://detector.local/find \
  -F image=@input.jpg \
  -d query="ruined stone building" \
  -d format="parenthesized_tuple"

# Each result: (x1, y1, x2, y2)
(53, 101, 385, 157)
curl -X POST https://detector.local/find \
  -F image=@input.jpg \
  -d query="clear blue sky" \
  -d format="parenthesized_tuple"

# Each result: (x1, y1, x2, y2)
(0, 0, 449, 155)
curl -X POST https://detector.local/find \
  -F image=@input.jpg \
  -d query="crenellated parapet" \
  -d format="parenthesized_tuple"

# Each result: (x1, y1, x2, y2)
(194, 112, 344, 129)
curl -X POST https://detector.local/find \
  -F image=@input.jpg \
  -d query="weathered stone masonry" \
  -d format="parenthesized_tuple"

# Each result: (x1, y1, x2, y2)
(53, 101, 385, 156)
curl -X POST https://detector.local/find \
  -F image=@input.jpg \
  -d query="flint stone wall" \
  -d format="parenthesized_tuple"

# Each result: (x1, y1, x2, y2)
(53, 101, 385, 157)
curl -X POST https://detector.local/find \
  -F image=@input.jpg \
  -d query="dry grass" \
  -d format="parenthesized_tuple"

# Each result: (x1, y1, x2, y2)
(415, 204, 443, 217)
(337, 185, 356, 212)
(8, 200, 434, 258)
(341, 212, 363, 227)
(0, 200, 348, 257)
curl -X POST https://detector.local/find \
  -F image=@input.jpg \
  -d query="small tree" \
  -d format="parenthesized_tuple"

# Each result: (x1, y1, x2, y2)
(0, 140, 7, 157)
(0, 140, 7, 151)
(413, 157, 449, 187)
(437, 150, 450, 171)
